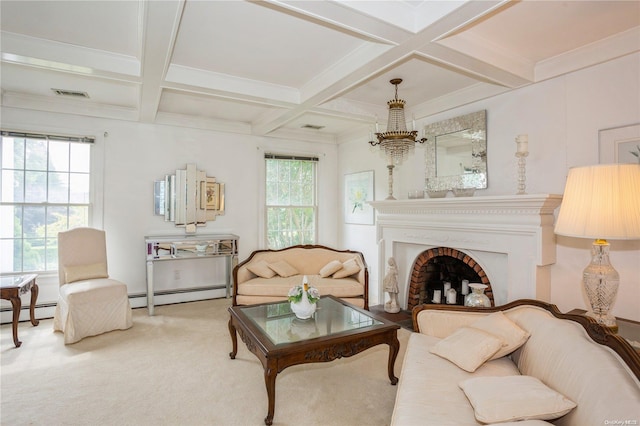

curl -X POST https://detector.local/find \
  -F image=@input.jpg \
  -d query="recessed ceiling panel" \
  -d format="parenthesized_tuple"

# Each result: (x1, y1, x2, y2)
(450, 0, 640, 63)
(340, 59, 481, 108)
(171, 1, 370, 88)
(0, 1, 141, 57)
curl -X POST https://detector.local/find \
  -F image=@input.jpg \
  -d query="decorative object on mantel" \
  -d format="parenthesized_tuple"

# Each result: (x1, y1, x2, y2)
(464, 283, 491, 307)
(452, 187, 475, 197)
(288, 276, 320, 319)
(383, 257, 400, 313)
(369, 79, 427, 200)
(424, 110, 487, 195)
(515, 134, 529, 195)
(154, 163, 225, 233)
(555, 164, 640, 332)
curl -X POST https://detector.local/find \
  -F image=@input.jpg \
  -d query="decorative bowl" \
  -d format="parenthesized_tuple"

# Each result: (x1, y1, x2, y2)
(426, 190, 448, 198)
(452, 188, 475, 197)
(195, 244, 208, 252)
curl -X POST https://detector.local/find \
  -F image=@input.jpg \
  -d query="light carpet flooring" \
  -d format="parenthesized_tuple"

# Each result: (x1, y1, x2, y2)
(1, 298, 410, 426)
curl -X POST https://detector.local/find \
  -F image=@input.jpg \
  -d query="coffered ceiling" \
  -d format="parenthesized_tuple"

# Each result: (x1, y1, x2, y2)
(1, 1, 638, 143)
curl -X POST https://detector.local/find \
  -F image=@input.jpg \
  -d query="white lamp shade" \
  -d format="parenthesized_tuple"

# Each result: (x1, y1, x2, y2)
(555, 164, 640, 240)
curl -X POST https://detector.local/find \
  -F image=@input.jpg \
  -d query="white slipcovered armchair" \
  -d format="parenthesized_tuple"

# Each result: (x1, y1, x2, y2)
(53, 227, 132, 344)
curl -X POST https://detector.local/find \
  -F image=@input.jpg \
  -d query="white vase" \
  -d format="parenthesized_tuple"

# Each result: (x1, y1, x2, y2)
(464, 283, 491, 307)
(290, 288, 317, 319)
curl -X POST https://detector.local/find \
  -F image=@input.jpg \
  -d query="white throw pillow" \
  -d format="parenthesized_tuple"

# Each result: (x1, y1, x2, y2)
(429, 326, 505, 372)
(268, 260, 299, 277)
(332, 258, 360, 279)
(319, 260, 343, 278)
(470, 311, 530, 359)
(459, 376, 577, 423)
(64, 262, 108, 283)
(246, 260, 276, 278)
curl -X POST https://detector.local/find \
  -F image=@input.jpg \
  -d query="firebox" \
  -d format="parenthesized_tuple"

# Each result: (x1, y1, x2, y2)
(407, 247, 494, 311)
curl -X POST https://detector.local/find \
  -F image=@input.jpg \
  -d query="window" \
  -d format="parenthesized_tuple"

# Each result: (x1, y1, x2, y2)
(1, 131, 93, 274)
(265, 154, 317, 249)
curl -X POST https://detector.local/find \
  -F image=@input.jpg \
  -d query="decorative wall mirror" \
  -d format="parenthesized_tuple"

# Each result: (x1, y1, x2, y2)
(154, 163, 225, 233)
(424, 110, 487, 193)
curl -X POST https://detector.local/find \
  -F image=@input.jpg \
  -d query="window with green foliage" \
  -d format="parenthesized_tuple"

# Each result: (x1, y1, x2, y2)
(1, 131, 93, 273)
(265, 155, 317, 249)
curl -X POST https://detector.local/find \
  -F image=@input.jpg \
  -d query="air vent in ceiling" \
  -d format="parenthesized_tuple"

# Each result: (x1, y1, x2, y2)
(301, 124, 324, 130)
(52, 88, 90, 98)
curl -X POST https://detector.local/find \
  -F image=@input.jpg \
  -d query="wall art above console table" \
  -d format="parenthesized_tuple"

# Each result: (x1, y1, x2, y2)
(154, 163, 225, 233)
(145, 234, 239, 315)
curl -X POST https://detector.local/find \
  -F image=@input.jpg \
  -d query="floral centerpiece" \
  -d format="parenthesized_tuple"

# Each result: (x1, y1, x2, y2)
(288, 276, 320, 319)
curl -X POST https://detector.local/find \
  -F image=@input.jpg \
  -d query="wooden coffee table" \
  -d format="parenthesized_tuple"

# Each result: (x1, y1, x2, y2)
(1, 274, 39, 347)
(228, 295, 400, 425)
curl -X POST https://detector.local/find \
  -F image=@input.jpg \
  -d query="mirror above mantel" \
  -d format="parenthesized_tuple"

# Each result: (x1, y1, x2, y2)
(424, 110, 487, 194)
(154, 163, 225, 233)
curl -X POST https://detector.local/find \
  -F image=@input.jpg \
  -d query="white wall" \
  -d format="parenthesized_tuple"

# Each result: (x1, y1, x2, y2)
(1, 109, 340, 320)
(339, 53, 640, 321)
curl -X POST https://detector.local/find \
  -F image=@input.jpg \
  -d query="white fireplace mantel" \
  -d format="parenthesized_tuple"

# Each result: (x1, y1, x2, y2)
(370, 194, 563, 308)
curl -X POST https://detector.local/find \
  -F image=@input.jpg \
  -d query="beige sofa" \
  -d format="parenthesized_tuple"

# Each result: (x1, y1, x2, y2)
(233, 245, 368, 309)
(392, 300, 640, 426)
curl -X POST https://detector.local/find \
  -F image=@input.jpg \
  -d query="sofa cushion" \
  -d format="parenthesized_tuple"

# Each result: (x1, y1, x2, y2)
(391, 332, 520, 426)
(470, 311, 530, 359)
(459, 375, 577, 423)
(246, 260, 277, 279)
(237, 275, 364, 298)
(319, 260, 343, 278)
(332, 257, 360, 278)
(429, 326, 505, 372)
(268, 260, 299, 277)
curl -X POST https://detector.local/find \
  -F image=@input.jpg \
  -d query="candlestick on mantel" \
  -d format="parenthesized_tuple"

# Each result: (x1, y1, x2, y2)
(515, 134, 529, 195)
(516, 134, 529, 154)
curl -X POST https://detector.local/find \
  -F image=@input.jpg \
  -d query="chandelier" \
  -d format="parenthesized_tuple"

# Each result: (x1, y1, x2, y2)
(369, 78, 427, 199)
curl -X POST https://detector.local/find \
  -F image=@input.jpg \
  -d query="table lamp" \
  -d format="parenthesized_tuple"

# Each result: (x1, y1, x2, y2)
(554, 164, 640, 331)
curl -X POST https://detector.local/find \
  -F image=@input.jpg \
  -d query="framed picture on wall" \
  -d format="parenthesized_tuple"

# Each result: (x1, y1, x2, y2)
(599, 123, 640, 164)
(344, 170, 374, 225)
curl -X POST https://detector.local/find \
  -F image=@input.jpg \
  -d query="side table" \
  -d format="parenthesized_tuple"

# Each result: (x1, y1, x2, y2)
(568, 308, 640, 353)
(1, 274, 40, 347)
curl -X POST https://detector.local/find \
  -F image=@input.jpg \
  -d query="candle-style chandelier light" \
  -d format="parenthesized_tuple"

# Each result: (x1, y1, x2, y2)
(369, 78, 427, 199)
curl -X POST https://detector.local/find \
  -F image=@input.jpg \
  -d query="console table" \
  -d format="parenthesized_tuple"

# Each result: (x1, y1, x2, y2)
(145, 234, 239, 315)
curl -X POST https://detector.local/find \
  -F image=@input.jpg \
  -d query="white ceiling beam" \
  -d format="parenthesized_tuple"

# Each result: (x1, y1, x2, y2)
(535, 26, 640, 82)
(254, 0, 412, 44)
(165, 65, 300, 106)
(138, 0, 184, 123)
(0, 32, 141, 80)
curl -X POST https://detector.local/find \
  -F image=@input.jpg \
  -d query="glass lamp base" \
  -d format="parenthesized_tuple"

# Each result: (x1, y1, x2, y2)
(585, 311, 619, 333)
(583, 240, 619, 334)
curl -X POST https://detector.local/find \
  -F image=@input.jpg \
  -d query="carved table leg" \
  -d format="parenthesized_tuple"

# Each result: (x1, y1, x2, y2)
(264, 360, 277, 426)
(387, 332, 400, 385)
(29, 283, 40, 326)
(228, 317, 238, 359)
(9, 295, 21, 348)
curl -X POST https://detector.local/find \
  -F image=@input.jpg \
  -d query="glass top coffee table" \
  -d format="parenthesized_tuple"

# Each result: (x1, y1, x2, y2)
(228, 295, 400, 425)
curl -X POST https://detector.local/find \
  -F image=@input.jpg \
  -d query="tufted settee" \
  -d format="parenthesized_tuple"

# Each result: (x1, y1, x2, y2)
(391, 299, 640, 426)
(232, 245, 368, 309)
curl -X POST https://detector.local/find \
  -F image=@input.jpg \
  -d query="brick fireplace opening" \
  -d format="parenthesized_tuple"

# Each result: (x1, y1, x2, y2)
(407, 247, 494, 311)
